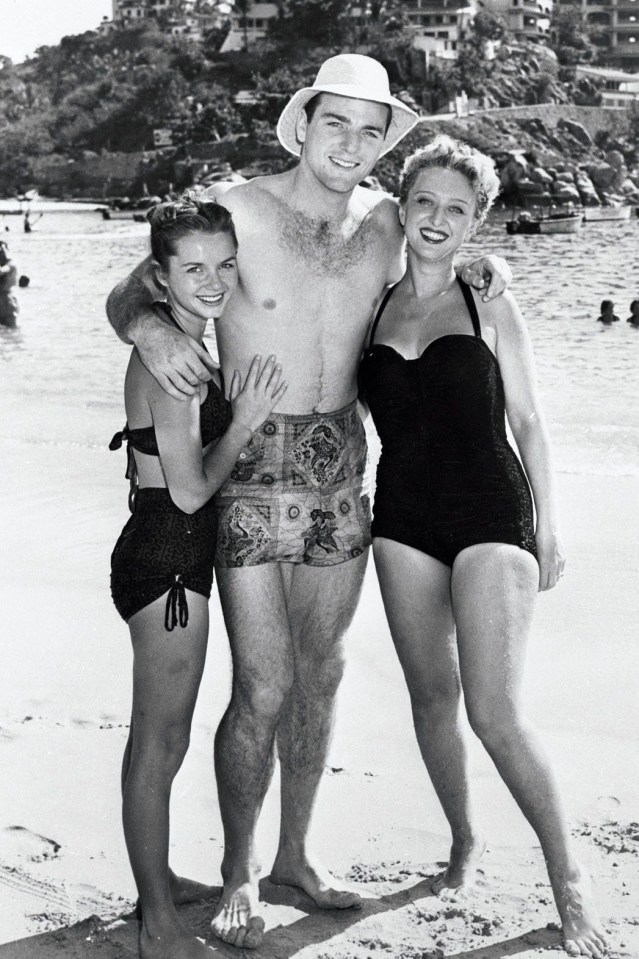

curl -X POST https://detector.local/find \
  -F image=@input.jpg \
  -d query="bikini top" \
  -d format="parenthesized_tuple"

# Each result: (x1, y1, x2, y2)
(109, 303, 232, 508)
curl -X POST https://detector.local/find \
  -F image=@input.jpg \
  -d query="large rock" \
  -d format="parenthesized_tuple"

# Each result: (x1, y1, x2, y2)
(529, 166, 554, 185)
(500, 154, 528, 194)
(557, 118, 593, 147)
(575, 170, 599, 205)
(552, 181, 581, 202)
(582, 163, 617, 191)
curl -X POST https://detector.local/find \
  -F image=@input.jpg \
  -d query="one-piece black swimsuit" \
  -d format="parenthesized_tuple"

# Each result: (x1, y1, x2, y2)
(358, 277, 537, 567)
(109, 304, 233, 629)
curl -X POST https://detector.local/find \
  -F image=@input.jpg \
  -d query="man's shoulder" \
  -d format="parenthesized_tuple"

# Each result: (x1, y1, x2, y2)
(354, 187, 401, 244)
(204, 175, 282, 213)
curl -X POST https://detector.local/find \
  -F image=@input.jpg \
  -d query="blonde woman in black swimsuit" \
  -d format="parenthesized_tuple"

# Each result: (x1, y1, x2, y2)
(110, 196, 286, 959)
(359, 137, 606, 958)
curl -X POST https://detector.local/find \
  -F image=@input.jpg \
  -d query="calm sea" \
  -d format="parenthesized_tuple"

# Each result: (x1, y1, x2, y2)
(1, 209, 638, 476)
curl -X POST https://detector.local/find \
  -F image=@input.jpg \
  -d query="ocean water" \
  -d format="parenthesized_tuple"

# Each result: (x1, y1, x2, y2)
(1, 209, 638, 476)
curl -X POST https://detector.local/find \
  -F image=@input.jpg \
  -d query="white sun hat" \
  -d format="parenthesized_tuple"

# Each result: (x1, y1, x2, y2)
(276, 54, 419, 159)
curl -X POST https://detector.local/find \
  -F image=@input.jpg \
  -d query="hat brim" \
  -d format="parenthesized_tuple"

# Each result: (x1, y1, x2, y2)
(276, 85, 418, 159)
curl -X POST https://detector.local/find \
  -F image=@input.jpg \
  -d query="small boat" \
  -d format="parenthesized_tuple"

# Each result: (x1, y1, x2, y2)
(506, 211, 583, 235)
(582, 205, 633, 222)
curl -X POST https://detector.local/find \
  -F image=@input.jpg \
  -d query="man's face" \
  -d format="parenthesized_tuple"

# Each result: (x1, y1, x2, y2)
(297, 93, 388, 193)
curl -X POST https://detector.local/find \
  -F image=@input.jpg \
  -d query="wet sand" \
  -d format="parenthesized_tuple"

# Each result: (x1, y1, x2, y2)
(1, 423, 638, 957)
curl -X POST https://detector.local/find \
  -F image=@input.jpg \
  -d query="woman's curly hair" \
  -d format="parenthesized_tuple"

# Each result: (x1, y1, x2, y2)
(399, 135, 500, 224)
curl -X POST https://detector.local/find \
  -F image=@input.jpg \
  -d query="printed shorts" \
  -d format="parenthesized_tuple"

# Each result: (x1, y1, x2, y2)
(215, 400, 372, 567)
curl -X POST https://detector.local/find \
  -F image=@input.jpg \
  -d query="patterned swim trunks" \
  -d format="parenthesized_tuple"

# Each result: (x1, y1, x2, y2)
(215, 400, 372, 567)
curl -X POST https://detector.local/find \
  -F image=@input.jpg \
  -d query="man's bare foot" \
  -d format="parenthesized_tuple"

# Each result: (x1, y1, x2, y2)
(140, 925, 216, 959)
(270, 852, 362, 910)
(210, 880, 265, 949)
(554, 871, 607, 957)
(431, 835, 486, 899)
(168, 869, 217, 906)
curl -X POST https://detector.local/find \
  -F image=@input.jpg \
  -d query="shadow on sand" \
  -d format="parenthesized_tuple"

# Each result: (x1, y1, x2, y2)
(0, 876, 561, 959)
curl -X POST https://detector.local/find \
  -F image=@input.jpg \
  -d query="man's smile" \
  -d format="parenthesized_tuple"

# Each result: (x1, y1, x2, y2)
(329, 156, 359, 169)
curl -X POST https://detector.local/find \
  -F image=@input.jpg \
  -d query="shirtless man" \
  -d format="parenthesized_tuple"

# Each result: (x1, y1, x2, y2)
(107, 55, 511, 950)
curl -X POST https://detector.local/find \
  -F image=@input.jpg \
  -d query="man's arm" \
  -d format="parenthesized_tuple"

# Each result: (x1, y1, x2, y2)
(106, 256, 161, 344)
(106, 255, 218, 400)
(456, 253, 513, 301)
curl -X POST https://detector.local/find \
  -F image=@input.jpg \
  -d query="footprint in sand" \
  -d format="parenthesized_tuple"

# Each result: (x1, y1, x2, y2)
(0, 825, 61, 865)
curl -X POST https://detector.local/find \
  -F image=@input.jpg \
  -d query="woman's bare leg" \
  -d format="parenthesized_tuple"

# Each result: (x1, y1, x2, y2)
(453, 543, 606, 958)
(123, 591, 216, 959)
(122, 739, 216, 910)
(374, 538, 484, 893)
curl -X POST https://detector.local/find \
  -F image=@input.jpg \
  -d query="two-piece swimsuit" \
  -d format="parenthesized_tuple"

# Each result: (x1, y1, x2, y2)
(110, 305, 232, 629)
(358, 277, 537, 567)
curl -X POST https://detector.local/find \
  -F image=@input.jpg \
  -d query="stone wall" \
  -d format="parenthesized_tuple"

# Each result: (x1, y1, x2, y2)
(420, 105, 631, 138)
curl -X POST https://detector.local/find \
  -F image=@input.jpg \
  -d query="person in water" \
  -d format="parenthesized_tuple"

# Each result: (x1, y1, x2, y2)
(359, 135, 607, 959)
(626, 300, 639, 326)
(597, 300, 619, 324)
(0, 239, 19, 328)
(109, 194, 286, 959)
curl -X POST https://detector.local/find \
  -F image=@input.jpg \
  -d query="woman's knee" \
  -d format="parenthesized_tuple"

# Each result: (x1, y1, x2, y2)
(131, 719, 192, 779)
(466, 698, 525, 752)
(408, 671, 462, 721)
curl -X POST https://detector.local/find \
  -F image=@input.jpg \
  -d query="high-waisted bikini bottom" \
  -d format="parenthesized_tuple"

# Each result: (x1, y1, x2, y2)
(110, 488, 217, 629)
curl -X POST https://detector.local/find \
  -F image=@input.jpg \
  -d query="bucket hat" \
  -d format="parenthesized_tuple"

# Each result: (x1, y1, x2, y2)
(276, 54, 419, 158)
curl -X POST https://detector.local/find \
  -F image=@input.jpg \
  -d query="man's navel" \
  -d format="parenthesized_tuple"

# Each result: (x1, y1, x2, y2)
(262, 298, 277, 311)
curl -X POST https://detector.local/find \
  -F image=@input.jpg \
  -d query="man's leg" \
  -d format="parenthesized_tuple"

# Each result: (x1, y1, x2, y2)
(212, 564, 294, 949)
(270, 551, 368, 909)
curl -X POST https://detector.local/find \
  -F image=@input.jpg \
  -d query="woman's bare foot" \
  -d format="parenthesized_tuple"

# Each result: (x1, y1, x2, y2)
(169, 869, 217, 906)
(270, 852, 362, 909)
(554, 871, 607, 957)
(431, 835, 486, 899)
(210, 879, 265, 949)
(135, 872, 217, 920)
(140, 924, 216, 959)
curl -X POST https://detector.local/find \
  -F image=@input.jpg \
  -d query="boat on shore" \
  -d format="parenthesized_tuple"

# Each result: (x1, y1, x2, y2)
(582, 205, 633, 222)
(506, 210, 583, 235)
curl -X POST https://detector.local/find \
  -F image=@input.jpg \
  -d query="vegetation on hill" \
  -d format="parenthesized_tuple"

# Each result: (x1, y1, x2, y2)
(0, 1, 632, 197)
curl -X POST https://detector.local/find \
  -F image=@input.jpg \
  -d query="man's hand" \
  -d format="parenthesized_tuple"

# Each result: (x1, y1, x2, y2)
(137, 320, 219, 400)
(460, 254, 512, 301)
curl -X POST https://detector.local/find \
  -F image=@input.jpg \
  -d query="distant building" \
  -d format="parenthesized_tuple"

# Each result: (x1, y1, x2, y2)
(485, 0, 553, 39)
(106, 0, 220, 40)
(401, 0, 476, 55)
(219, 2, 278, 51)
(557, 0, 639, 70)
(400, 0, 552, 57)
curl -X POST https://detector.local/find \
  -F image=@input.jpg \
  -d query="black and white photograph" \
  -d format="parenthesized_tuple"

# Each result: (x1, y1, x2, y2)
(0, 1, 637, 956)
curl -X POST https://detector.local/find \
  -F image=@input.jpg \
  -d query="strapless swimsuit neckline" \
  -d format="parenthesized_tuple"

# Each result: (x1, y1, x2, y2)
(367, 334, 497, 365)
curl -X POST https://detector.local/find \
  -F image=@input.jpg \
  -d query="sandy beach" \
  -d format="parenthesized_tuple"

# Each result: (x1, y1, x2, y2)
(1, 402, 638, 958)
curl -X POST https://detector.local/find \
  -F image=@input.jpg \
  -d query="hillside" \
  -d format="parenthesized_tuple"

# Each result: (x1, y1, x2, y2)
(0, 19, 637, 199)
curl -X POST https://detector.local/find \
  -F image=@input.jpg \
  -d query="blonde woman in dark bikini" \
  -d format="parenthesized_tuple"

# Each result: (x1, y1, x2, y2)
(359, 136, 606, 958)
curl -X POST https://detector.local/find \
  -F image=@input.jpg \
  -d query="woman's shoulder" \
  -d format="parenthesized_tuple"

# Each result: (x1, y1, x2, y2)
(474, 286, 524, 330)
